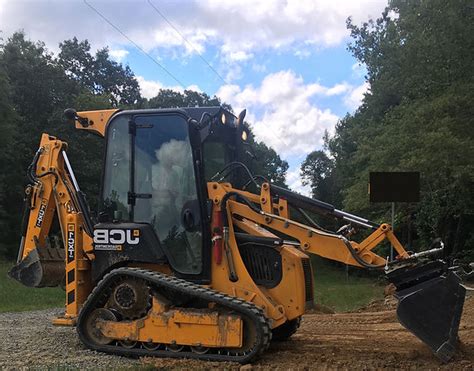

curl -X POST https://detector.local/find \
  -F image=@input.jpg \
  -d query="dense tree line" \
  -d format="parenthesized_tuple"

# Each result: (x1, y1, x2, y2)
(0, 32, 288, 258)
(301, 0, 474, 260)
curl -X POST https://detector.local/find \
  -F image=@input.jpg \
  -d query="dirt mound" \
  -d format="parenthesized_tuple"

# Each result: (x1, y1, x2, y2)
(144, 296, 474, 370)
(355, 295, 398, 313)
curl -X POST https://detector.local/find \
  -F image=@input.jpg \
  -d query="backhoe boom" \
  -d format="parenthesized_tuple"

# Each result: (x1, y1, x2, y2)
(9, 134, 93, 324)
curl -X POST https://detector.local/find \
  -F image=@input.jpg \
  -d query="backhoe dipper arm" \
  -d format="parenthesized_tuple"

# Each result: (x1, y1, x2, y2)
(10, 133, 93, 323)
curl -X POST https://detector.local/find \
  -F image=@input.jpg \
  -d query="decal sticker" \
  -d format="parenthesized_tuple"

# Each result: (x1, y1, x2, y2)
(93, 229, 139, 251)
(67, 224, 75, 263)
(94, 244, 123, 251)
(35, 199, 48, 228)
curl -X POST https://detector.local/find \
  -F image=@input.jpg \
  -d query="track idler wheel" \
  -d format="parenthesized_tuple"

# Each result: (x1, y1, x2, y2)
(109, 278, 150, 319)
(84, 308, 117, 345)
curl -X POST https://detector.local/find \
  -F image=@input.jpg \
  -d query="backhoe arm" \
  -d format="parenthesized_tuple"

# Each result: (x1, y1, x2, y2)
(9, 133, 94, 323)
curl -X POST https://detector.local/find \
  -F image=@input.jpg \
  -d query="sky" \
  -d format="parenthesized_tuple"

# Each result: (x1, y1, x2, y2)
(0, 0, 386, 195)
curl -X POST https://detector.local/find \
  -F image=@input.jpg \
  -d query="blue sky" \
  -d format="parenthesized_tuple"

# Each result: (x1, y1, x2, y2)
(0, 0, 386, 193)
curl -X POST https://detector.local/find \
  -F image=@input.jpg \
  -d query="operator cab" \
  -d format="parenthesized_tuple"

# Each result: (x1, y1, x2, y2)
(96, 107, 248, 283)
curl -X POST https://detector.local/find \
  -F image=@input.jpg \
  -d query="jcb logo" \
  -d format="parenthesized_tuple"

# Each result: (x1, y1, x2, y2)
(93, 229, 140, 245)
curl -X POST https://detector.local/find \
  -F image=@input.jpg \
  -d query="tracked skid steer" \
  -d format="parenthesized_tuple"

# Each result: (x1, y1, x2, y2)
(9, 107, 467, 363)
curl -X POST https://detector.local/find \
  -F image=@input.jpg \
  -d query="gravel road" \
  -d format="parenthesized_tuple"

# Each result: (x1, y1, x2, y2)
(0, 308, 139, 369)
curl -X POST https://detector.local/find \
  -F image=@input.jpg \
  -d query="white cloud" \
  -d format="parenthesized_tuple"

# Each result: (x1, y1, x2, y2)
(252, 63, 267, 73)
(0, 0, 386, 62)
(137, 76, 165, 99)
(343, 82, 370, 111)
(286, 167, 311, 196)
(201, 0, 385, 53)
(217, 70, 339, 158)
(227, 50, 254, 62)
(215, 70, 374, 193)
(225, 64, 243, 82)
(109, 49, 129, 62)
(294, 49, 311, 59)
(326, 82, 351, 96)
(136, 76, 201, 99)
(351, 62, 367, 79)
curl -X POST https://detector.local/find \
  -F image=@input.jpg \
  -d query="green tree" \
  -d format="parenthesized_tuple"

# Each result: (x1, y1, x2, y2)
(324, 0, 474, 256)
(0, 32, 77, 257)
(146, 89, 221, 108)
(301, 150, 337, 203)
(0, 33, 121, 258)
(248, 141, 288, 188)
(58, 38, 141, 107)
(0, 46, 18, 256)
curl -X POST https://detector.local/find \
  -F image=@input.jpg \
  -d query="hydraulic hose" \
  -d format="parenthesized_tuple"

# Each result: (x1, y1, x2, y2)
(27, 148, 43, 184)
(220, 189, 386, 270)
(242, 175, 269, 190)
(295, 207, 335, 234)
(341, 237, 385, 269)
(211, 162, 260, 189)
(36, 170, 59, 185)
(220, 191, 263, 228)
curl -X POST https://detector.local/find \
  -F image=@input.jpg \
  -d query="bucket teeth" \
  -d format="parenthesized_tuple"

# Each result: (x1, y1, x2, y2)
(387, 260, 466, 362)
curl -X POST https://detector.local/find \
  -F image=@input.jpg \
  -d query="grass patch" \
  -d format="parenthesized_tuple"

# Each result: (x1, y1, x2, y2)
(0, 257, 382, 314)
(311, 256, 384, 312)
(0, 261, 64, 312)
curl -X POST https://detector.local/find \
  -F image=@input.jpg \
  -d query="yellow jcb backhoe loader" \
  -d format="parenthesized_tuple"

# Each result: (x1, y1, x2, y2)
(9, 107, 466, 363)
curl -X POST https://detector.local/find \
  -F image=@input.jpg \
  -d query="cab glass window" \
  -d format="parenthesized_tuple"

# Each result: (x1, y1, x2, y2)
(102, 116, 130, 219)
(134, 114, 202, 274)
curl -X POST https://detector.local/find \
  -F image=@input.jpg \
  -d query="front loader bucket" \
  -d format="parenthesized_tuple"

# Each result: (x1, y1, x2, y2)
(387, 260, 466, 362)
(9, 247, 65, 288)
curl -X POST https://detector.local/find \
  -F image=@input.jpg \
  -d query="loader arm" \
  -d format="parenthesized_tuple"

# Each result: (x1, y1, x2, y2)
(208, 181, 408, 269)
(9, 133, 94, 324)
(207, 181, 466, 362)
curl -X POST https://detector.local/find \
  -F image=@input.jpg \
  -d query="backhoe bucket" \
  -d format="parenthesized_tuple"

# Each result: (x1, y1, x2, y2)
(387, 260, 466, 362)
(9, 247, 65, 288)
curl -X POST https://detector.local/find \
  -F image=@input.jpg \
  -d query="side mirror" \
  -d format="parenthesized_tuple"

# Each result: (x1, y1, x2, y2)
(64, 108, 77, 125)
(63, 108, 89, 127)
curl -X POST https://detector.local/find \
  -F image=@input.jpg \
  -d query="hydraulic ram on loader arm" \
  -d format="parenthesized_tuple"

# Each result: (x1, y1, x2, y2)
(207, 179, 466, 362)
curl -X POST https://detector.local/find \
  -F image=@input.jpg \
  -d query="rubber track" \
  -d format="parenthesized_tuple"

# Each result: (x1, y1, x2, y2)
(77, 267, 272, 363)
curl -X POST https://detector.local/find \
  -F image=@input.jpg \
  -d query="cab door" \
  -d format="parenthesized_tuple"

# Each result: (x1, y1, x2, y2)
(100, 111, 209, 281)
(132, 113, 204, 275)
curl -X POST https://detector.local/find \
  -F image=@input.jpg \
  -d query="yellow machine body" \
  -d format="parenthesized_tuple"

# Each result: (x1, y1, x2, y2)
(9, 108, 466, 363)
